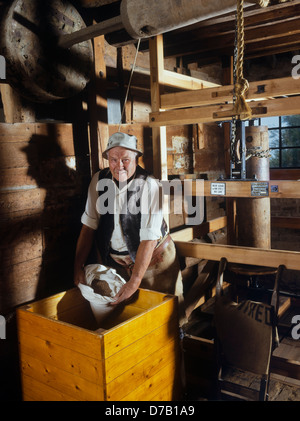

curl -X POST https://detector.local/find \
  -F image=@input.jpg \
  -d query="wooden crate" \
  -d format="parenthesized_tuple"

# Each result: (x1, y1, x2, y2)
(17, 287, 182, 401)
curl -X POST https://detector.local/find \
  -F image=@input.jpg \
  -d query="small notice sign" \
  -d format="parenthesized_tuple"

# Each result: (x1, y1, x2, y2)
(251, 182, 269, 197)
(211, 182, 226, 196)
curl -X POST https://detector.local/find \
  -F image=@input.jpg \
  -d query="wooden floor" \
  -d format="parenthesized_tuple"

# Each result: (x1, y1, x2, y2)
(186, 366, 300, 401)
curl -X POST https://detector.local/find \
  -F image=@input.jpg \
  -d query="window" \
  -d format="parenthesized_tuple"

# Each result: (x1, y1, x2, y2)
(259, 115, 300, 168)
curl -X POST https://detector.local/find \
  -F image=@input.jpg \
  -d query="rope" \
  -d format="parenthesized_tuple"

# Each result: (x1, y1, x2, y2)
(256, 0, 270, 6)
(232, 0, 252, 121)
(118, 38, 141, 131)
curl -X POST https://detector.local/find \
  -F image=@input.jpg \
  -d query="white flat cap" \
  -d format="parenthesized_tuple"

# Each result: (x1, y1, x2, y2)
(102, 132, 143, 159)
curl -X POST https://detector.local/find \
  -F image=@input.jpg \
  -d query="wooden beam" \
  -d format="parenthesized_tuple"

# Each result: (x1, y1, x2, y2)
(175, 241, 300, 271)
(149, 35, 168, 181)
(163, 2, 300, 60)
(150, 96, 300, 126)
(183, 180, 300, 199)
(0, 84, 35, 123)
(160, 76, 300, 110)
(58, 16, 123, 48)
(88, 35, 108, 173)
(270, 356, 300, 381)
(161, 70, 219, 91)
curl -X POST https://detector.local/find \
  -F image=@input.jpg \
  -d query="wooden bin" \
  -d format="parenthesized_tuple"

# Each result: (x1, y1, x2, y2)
(17, 287, 182, 401)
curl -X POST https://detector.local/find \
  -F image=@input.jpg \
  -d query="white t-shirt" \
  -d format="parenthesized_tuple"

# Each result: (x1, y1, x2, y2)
(81, 171, 164, 252)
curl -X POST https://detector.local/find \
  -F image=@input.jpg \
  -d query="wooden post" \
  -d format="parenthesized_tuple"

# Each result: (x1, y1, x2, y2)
(236, 126, 271, 249)
(222, 56, 236, 245)
(0, 84, 35, 123)
(88, 34, 108, 174)
(149, 35, 168, 181)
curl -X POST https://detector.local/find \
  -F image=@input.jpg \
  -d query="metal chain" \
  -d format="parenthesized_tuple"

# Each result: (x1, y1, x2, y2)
(235, 147, 271, 164)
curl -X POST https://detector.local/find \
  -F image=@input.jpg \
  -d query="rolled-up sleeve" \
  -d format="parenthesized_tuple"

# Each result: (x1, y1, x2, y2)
(140, 177, 164, 241)
(81, 172, 100, 230)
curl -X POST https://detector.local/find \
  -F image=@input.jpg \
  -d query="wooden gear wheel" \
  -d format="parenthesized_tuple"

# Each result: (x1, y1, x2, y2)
(0, 0, 94, 102)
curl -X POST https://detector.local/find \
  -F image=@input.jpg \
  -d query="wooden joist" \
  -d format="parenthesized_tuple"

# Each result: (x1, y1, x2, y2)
(175, 241, 300, 271)
(163, 0, 300, 61)
(150, 95, 300, 126)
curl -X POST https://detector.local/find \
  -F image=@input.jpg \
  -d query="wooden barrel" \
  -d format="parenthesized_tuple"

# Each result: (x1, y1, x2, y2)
(0, 0, 93, 102)
(236, 126, 271, 249)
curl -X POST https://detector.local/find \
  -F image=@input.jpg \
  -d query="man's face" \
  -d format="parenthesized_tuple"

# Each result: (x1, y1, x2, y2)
(108, 147, 137, 182)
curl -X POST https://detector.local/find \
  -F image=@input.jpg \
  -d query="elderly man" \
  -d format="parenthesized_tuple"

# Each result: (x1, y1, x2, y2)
(74, 132, 185, 322)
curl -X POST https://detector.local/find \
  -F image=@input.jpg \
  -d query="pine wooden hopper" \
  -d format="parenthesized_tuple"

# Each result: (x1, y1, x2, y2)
(17, 287, 182, 401)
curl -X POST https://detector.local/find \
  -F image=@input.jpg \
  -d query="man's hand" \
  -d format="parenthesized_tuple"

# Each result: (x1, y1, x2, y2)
(110, 278, 140, 306)
(74, 266, 86, 286)
(110, 239, 157, 306)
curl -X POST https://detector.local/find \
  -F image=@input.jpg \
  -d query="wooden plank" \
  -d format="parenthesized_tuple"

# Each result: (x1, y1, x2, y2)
(120, 359, 179, 401)
(271, 356, 300, 381)
(24, 288, 96, 330)
(0, 85, 35, 123)
(106, 339, 178, 400)
(0, 215, 42, 266)
(150, 96, 300, 126)
(17, 308, 103, 360)
(161, 69, 219, 91)
(130, 287, 171, 308)
(22, 375, 77, 401)
(0, 123, 75, 155)
(160, 76, 300, 110)
(175, 241, 300, 271)
(0, 125, 36, 141)
(102, 296, 177, 359)
(18, 330, 104, 384)
(0, 168, 38, 190)
(183, 180, 300, 199)
(27, 288, 84, 318)
(104, 320, 178, 383)
(20, 352, 104, 401)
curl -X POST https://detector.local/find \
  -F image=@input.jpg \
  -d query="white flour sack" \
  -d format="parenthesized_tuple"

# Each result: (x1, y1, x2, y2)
(77, 264, 126, 324)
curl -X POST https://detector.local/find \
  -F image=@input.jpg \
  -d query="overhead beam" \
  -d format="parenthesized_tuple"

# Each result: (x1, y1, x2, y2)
(175, 241, 300, 271)
(163, 2, 300, 60)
